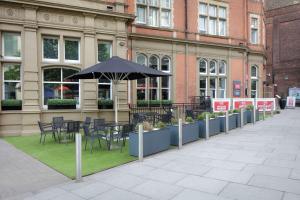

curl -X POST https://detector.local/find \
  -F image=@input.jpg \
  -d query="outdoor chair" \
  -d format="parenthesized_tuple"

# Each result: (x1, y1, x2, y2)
(38, 121, 57, 144)
(159, 111, 173, 124)
(93, 118, 106, 133)
(65, 121, 80, 141)
(121, 124, 135, 147)
(52, 116, 65, 142)
(186, 109, 195, 119)
(82, 124, 108, 153)
(81, 117, 91, 129)
(106, 125, 123, 152)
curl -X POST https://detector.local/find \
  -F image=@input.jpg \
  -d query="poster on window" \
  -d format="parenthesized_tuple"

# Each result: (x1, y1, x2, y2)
(233, 80, 241, 97)
(286, 96, 296, 108)
(255, 98, 276, 111)
(289, 87, 300, 100)
(212, 99, 231, 112)
(233, 98, 254, 110)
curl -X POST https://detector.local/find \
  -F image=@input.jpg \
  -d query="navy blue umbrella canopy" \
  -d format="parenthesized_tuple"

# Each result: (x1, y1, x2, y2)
(67, 56, 171, 81)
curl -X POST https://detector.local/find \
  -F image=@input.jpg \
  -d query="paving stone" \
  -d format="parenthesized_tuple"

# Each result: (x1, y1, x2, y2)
(142, 168, 186, 184)
(242, 164, 291, 178)
(161, 160, 211, 176)
(71, 182, 112, 199)
(204, 159, 246, 170)
(283, 193, 300, 200)
(249, 175, 300, 194)
(204, 168, 253, 184)
(115, 162, 156, 176)
(176, 175, 228, 194)
(91, 188, 150, 200)
(220, 183, 283, 200)
(226, 154, 266, 164)
(171, 189, 233, 200)
(290, 169, 300, 180)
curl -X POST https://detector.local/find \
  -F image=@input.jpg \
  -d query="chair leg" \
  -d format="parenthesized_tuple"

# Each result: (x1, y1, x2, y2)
(85, 139, 88, 151)
(53, 133, 57, 142)
(40, 134, 42, 144)
(43, 134, 46, 144)
(90, 139, 94, 153)
(98, 138, 101, 149)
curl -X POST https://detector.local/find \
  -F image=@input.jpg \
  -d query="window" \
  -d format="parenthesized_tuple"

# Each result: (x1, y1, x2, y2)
(251, 65, 258, 98)
(64, 38, 80, 63)
(136, 53, 172, 101)
(43, 36, 59, 62)
(2, 32, 21, 60)
(43, 67, 79, 108)
(98, 41, 112, 100)
(3, 64, 21, 100)
(136, 0, 172, 28)
(199, 58, 227, 98)
(251, 16, 259, 44)
(199, 3, 227, 36)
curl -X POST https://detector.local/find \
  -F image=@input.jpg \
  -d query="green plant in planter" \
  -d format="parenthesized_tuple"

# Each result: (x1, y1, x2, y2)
(246, 105, 254, 110)
(228, 110, 233, 114)
(201, 112, 211, 119)
(155, 121, 166, 129)
(186, 117, 194, 123)
(197, 114, 205, 121)
(217, 112, 225, 116)
(1, 99, 22, 107)
(209, 113, 217, 119)
(171, 118, 178, 124)
(233, 109, 240, 113)
(98, 99, 113, 108)
(48, 99, 77, 106)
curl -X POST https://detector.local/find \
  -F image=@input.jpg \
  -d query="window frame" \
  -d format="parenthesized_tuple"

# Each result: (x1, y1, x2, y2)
(219, 60, 226, 76)
(2, 32, 22, 61)
(2, 63, 22, 100)
(250, 65, 259, 98)
(161, 56, 171, 100)
(42, 36, 60, 63)
(250, 15, 260, 44)
(64, 37, 80, 64)
(209, 60, 217, 75)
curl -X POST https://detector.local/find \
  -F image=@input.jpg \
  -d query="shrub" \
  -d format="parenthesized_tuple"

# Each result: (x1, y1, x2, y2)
(1, 99, 22, 107)
(233, 109, 240, 113)
(201, 112, 211, 118)
(155, 121, 166, 129)
(228, 110, 233, 114)
(186, 117, 194, 123)
(171, 118, 178, 124)
(217, 112, 225, 116)
(246, 105, 254, 110)
(197, 114, 205, 121)
(209, 113, 217, 119)
(47, 99, 77, 106)
(142, 121, 153, 131)
(98, 99, 113, 106)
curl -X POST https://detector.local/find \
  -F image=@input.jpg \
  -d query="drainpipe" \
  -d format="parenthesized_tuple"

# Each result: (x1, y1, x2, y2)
(184, 0, 188, 103)
(244, 0, 249, 98)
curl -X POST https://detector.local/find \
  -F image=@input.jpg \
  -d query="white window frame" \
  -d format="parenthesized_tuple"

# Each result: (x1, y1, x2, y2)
(219, 60, 226, 76)
(161, 56, 171, 100)
(199, 76, 208, 97)
(149, 55, 160, 100)
(209, 77, 217, 98)
(64, 38, 80, 64)
(209, 60, 217, 75)
(251, 65, 259, 98)
(42, 67, 80, 109)
(97, 41, 113, 100)
(2, 63, 22, 100)
(2, 32, 21, 61)
(199, 59, 208, 75)
(250, 14, 260, 44)
(42, 36, 60, 63)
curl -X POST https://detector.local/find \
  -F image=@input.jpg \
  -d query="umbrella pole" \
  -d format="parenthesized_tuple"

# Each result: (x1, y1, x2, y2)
(114, 82, 118, 124)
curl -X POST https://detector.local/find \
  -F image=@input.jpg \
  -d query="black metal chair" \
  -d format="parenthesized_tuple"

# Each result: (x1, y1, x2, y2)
(93, 118, 106, 132)
(159, 111, 173, 124)
(82, 124, 108, 153)
(65, 121, 80, 141)
(120, 124, 135, 147)
(186, 109, 195, 119)
(38, 121, 57, 144)
(81, 117, 91, 129)
(52, 117, 65, 142)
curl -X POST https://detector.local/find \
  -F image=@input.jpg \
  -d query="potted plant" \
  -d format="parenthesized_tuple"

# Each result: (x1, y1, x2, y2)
(1, 99, 22, 111)
(246, 105, 254, 123)
(169, 116, 199, 146)
(98, 99, 113, 109)
(233, 109, 241, 127)
(197, 113, 206, 138)
(129, 121, 171, 157)
(48, 99, 77, 109)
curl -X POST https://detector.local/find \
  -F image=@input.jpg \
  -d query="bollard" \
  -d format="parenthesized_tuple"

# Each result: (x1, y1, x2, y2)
(271, 108, 274, 117)
(75, 133, 82, 182)
(253, 106, 256, 125)
(263, 106, 266, 120)
(225, 111, 229, 133)
(240, 108, 244, 128)
(178, 118, 182, 149)
(205, 114, 209, 139)
(138, 124, 143, 161)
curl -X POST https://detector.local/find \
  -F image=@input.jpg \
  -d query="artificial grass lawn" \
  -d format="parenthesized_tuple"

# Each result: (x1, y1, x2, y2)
(4, 134, 137, 179)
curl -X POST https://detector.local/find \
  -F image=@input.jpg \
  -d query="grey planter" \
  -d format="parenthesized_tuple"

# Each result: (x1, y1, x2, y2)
(256, 109, 260, 121)
(229, 114, 237, 130)
(198, 120, 206, 138)
(236, 113, 241, 127)
(129, 128, 171, 157)
(246, 110, 254, 123)
(198, 118, 221, 137)
(169, 122, 199, 146)
(219, 116, 226, 132)
(243, 111, 248, 125)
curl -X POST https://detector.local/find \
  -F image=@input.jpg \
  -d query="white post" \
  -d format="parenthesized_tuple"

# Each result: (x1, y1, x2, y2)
(253, 105, 256, 124)
(263, 106, 266, 120)
(271, 107, 274, 117)
(225, 111, 229, 133)
(114, 82, 118, 124)
(75, 133, 82, 182)
(178, 118, 182, 149)
(138, 124, 143, 161)
(240, 108, 244, 128)
(205, 114, 209, 139)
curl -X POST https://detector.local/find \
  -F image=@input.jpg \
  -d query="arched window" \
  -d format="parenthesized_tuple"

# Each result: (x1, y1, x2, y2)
(251, 65, 258, 98)
(210, 60, 217, 74)
(43, 67, 80, 108)
(136, 54, 147, 100)
(219, 60, 226, 75)
(149, 55, 159, 100)
(199, 59, 207, 74)
(161, 56, 171, 100)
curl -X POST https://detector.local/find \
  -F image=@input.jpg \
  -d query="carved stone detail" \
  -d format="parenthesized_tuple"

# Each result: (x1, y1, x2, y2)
(0, 6, 25, 19)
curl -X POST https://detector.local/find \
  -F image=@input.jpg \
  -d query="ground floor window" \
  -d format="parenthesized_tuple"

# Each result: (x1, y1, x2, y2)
(136, 53, 171, 101)
(3, 63, 22, 100)
(43, 67, 79, 108)
(251, 65, 259, 98)
(98, 79, 112, 100)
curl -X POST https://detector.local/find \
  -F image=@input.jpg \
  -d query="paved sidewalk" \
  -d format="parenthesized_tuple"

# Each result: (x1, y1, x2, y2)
(24, 109, 300, 200)
(0, 139, 69, 200)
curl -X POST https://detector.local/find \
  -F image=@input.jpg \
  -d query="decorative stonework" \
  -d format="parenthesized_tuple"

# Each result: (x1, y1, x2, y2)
(58, 15, 64, 22)
(37, 11, 84, 27)
(95, 18, 117, 30)
(72, 16, 78, 24)
(43, 13, 50, 21)
(0, 6, 25, 19)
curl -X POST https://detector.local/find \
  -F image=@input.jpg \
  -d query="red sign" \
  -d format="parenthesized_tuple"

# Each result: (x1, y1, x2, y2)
(255, 98, 275, 111)
(233, 99, 254, 109)
(212, 99, 231, 112)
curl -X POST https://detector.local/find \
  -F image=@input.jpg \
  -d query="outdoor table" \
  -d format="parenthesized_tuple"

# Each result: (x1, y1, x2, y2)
(104, 122, 125, 150)
(59, 120, 80, 143)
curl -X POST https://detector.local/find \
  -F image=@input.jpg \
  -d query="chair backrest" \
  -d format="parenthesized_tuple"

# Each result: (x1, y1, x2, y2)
(84, 117, 91, 125)
(67, 121, 80, 133)
(38, 121, 44, 132)
(82, 124, 90, 137)
(53, 117, 64, 129)
(122, 124, 135, 135)
(161, 112, 172, 123)
(186, 110, 194, 119)
(94, 118, 105, 131)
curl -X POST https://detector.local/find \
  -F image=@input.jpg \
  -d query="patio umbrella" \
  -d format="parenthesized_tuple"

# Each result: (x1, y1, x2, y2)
(67, 56, 171, 123)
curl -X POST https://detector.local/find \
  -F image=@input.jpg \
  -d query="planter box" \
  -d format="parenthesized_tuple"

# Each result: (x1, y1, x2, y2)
(1, 106, 22, 111)
(169, 122, 199, 146)
(198, 120, 206, 138)
(256, 110, 260, 121)
(236, 113, 241, 127)
(219, 116, 226, 132)
(229, 114, 237, 130)
(48, 105, 76, 109)
(246, 110, 254, 123)
(129, 128, 171, 157)
(198, 118, 221, 137)
(98, 104, 113, 109)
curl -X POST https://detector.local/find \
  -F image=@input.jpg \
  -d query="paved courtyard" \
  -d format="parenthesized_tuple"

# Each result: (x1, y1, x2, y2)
(11, 109, 300, 200)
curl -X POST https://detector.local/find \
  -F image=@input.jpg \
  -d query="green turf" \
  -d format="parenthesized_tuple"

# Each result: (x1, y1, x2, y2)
(4, 134, 137, 179)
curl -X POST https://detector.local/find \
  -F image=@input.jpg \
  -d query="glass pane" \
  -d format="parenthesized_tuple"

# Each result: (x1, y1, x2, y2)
(149, 77, 158, 88)
(63, 84, 79, 103)
(218, 90, 225, 98)
(99, 79, 111, 84)
(209, 18, 217, 35)
(161, 0, 170, 8)
(219, 78, 226, 89)
(149, 89, 157, 100)
(3, 32, 21, 58)
(137, 6, 146, 23)
(251, 29, 258, 44)
(149, 7, 159, 26)
(199, 16, 207, 32)
(149, 0, 158, 6)
(98, 84, 111, 100)
(251, 91, 257, 98)
(162, 77, 169, 88)
(4, 82, 21, 100)
(251, 80, 257, 90)
(44, 68, 61, 82)
(43, 37, 59, 59)
(65, 40, 79, 61)
(199, 60, 207, 73)
(98, 42, 112, 62)
(4, 64, 20, 80)
(137, 79, 146, 88)
(210, 61, 216, 74)
(137, 0, 146, 3)
(63, 68, 79, 82)
(251, 17, 258, 28)
(199, 3, 207, 15)
(219, 7, 226, 18)
(161, 57, 170, 71)
(43, 83, 61, 105)
(219, 61, 226, 74)
(251, 66, 257, 77)
(219, 19, 226, 36)
(137, 89, 146, 100)
(161, 10, 170, 27)
(210, 90, 216, 98)
(200, 77, 206, 89)
(149, 56, 158, 70)
(210, 78, 216, 89)
(162, 89, 169, 100)
(209, 5, 217, 17)
(200, 89, 206, 97)
(137, 54, 147, 65)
